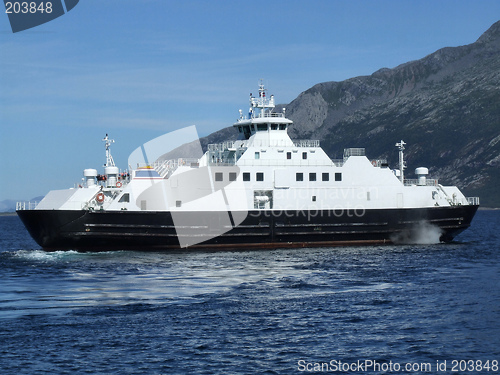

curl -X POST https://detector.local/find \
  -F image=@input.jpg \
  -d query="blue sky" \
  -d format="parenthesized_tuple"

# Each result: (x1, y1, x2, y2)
(1, 0, 499, 202)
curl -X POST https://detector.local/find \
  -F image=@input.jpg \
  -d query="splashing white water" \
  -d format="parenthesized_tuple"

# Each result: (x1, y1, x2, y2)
(13, 249, 80, 262)
(391, 221, 443, 244)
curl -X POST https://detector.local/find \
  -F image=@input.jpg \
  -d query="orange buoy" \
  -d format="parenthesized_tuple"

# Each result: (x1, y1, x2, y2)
(96, 192, 105, 203)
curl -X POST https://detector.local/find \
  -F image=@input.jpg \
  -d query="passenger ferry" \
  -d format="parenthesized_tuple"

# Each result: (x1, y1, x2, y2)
(17, 83, 479, 250)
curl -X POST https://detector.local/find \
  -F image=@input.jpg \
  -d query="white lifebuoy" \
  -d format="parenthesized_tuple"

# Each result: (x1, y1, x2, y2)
(96, 193, 105, 203)
(372, 160, 377, 167)
(116, 181, 122, 188)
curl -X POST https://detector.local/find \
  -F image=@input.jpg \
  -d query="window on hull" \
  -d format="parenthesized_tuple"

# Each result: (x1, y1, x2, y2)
(118, 193, 130, 203)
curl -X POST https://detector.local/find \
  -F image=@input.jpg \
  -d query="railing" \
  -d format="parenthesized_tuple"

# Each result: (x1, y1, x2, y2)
(208, 141, 241, 151)
(258, 112, 285, 118)
(467, 197, 480, 205)
(292, 140, 320, 147)
(208, 139, 320, 151)
(344, 148, 365, 158)
(16, 201, 39, 211)
(236, 159, 336, 167)
(449, 197, 480, 206)
(404, 179, 439, 186)
(148, 158, 200, 178)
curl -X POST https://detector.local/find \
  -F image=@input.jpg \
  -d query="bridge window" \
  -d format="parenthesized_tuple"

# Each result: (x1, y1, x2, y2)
(271, 124, 278, 130)
(243, 126, 251, 139)
(279, 124, 286, 130)
(257, 124, 268, 131)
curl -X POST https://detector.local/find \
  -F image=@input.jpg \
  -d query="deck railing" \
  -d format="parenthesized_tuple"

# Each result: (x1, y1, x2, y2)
(16, 201, 39, 211)
(466, 197, 480, 205)
(403, 179, 439, 186)
(208, 139, 320, 151)
(257, 112, 285, 118)
(343, 148, 366, 158)
(292, 140, 320, 147)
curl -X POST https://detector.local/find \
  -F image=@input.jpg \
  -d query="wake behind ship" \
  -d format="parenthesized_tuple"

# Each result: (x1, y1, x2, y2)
(17, 83, 479, 250)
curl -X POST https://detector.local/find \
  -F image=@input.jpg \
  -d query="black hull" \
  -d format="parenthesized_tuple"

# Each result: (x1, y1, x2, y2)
(17, 206, 479, 251)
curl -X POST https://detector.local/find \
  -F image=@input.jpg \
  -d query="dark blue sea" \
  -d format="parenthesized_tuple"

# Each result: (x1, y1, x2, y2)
(1, 211, 499, 374)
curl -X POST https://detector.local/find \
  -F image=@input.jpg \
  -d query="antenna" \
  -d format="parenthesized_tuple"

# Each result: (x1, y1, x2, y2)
(395, 140, 406, 183)
(248, 79, 274, 117)
(103, 134, 115, 167)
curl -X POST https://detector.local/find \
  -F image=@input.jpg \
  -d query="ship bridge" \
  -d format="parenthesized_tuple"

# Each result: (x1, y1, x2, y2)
(233, 81, 292, 140)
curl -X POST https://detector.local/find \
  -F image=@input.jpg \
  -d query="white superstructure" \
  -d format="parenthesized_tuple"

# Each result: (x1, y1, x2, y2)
(24, 82, 478, 214)
(17, 82, 479, 250)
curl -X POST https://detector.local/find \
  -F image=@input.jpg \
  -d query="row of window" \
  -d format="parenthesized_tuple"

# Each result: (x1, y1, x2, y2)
(296, 172, 342, 182)
(215, 172, 237, 182)
(238, 124, 287, 133)
(214, 172, 342, 182)
(255, 151, 309, 160)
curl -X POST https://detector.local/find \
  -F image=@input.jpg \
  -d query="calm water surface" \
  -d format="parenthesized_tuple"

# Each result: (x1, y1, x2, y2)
(0, 211, 499, 374)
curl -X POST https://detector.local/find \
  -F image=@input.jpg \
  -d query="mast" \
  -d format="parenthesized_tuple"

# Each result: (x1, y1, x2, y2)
(395, 140, 406, 183)
(249, 79, 275, 118)
(102, 134, 115, 167)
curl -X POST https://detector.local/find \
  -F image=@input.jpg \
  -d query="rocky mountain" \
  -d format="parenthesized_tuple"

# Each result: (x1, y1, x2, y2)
(202, 20, 500, 207)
